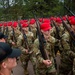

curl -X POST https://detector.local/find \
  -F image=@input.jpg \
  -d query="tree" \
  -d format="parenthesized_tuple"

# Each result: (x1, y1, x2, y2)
(0, 0, 72, 21)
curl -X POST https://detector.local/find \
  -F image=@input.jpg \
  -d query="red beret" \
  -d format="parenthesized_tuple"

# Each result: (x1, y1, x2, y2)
(50, 17, 54, 21)
(0, 23, 2, 26)
(23, 20, 28, 22)
(68, 16, 75, 21)
(3, 22, 7, 27)
(62, 16, 66, 21)
(30, 19, 36, 24)
(20, 20, 24, 24)
(70, 19, 75, 25)
(53, 17, 57, 21)
(8, 21, 12, 26)
(56, 17, 62, 24)
(22, 23, 28, 28)
(13, 21, 18, 28)
(40, 23, 52, 31)
(39, 18, 43, 22)
(43, 18, 50, 24)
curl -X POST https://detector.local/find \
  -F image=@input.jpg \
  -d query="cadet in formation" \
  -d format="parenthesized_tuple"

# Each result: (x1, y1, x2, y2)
(0, 16, 75, 75)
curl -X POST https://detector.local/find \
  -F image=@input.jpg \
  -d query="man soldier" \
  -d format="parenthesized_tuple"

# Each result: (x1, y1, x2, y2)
(58, 30, 72, 75)
(70, 18, 75, 75)
(59, 17, 75, 75)
(17, 23, 35, 75)
(7, 21, 21, 48)
(29, 19, 37, 40)
(7, 21, 16, 47)
(32, 23, 57, 75)
(55, 17, 65, 54)
(2, 22, 7, 34)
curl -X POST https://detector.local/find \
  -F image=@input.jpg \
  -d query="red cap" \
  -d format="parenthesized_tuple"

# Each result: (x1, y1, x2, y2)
(8, 21, 12, 26)
(20, 20, 28, 24)
(0, 23, 2, 26)
(50, 17, 54, 21)
(39, 18, 43, 22)
(22, 23, 28, 28)
(30, 19, 36, 24)
(68, 16, 75, 21)
(62, 16, 66, 21)
(23, 20, 28, 22)
(56, 17, 62, 24)
(70, 19, 75, 25)
(20, 20, 24, 24)
(43, 18, 50, 23)
(3, 22, 7, 27)
(13, 21, 18, 28)
(40, 23, 51, 31)
(53, 17, 57, 21)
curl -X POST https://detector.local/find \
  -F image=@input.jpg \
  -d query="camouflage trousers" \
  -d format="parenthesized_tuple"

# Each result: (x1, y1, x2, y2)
(30, 57, 38, 75)
(20, 53, 30, 75)
(36, 57, 57, 75)
(59, 65, 73, 75)
(20, 53, 38, 75)
(37, 66, 57, 75)
(73, 58, 75, 75)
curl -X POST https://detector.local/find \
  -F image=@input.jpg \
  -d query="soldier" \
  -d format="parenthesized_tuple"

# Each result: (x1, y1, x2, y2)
(58, 30, 72, 75)
(70, 18, 75, 75)
(7, 21, 21, 48)
(17, 23, 35, 75)
(59, 17, 75, 75)
(6, 21, 12, 35)
(51, 17, 65, 55)
(50, 17, 56, 37)
(2, 22, 7, 34)
(29, 19, 37, 40)
(32, 23, 57, 75)
(7, 21, 16, 47)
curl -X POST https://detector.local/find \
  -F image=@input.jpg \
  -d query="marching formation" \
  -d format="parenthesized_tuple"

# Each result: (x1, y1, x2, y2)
(0, 15, 75, 75)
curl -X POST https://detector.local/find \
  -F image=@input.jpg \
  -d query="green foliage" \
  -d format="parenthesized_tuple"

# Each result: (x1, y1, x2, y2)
(0, 0, 75, 20)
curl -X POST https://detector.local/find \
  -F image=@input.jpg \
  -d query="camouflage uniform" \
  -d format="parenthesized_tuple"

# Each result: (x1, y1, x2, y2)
(30, 27, 37, 40)
(71, 31, 75, 75)
(50, 22, 65, 55)
(33, 35, 57, 75)
(17, 30, 35, 75)
(7, 27, 13, 45)
(7, 27, 21, 48)
(29, 19, 37, 40)
(59, 31, 74, 75)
